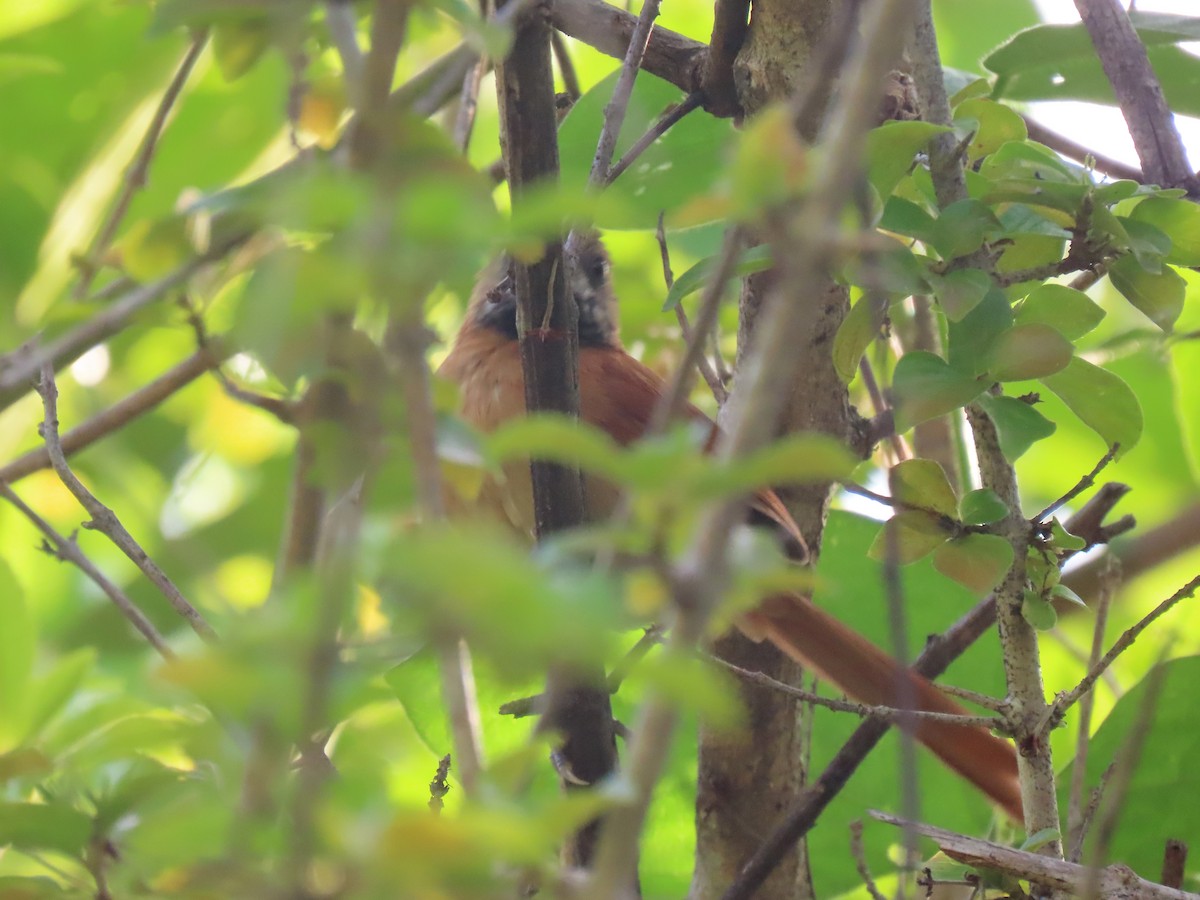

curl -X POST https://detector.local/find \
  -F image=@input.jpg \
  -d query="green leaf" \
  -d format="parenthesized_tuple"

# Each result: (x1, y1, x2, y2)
(985, 323, 1073, 381)
(928, 268, 992, 322)
(1048, 518, 1087, 552)
(699, 433, 857, 495)
(976, 394, 1057, 460)
(867, 511, 950, 564)
(1050, 583, 1087, 608)
(1108, 255, 1186, 332)
(0, 561, 31, 747)
(212, 18, 270, 81)
(878, 196, 936, 244)
(948, 287, 1013, 377)
(953, 98, 1028, 161)
(1041, 358, 1143, 456)
(889, 459, 958, 517)
(832, 292, 888, 383)
(1021, 827, 1062, 852)
(959, 489, 1008, 525)
(18, 648, 95, 744)
(893, 351, 985, 431)
(1060, 656, 1200, 878)
(1013, 284, 1106, 340)
(866, 120, 949, 198)
(933, 534, 1014, 597)
(1130, 197, 1200, 265)
(1021, 590, 1058, 630)
(930, 199, 1004, 260)
(559, 70, 735, 229)
(0, 802, 91, 855)
(662, 245, 772, 312)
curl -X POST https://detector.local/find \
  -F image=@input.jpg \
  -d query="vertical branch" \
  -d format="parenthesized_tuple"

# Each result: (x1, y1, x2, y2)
(1072, 0, 1197, 194)
(495, 0, 617, 869)
(701, 0, 749, 119)
(966, 403, 1060, 852)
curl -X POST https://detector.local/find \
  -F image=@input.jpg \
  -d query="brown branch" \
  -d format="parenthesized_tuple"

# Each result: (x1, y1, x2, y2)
(38, 364, 217, 643)
(550, 0, 707, 101)
(73, 30, 209, 298)
(1162, 840, 1188, 891)
(586, 0, 662, 186)
(0, 348, 222, 485)
(551, 30, 582, 100)
(496, 0, 618, 871)
(713, 656, 1001, 728)
(1024, 118, 1144, 182)
(1072, 0, 1198, 195)
(849, 821, 887, 900)
(701, 0, 749, 119)
(870, 811, 1200, 900)
(1034, 444, 1119, 523)
(0, 484, 173, 659)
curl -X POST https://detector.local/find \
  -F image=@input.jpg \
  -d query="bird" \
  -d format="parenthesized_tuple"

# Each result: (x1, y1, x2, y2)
(438, 235, 1024, 821)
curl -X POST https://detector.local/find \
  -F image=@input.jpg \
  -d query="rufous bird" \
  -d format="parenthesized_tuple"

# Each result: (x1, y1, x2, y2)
(438, 236, 1023, 821)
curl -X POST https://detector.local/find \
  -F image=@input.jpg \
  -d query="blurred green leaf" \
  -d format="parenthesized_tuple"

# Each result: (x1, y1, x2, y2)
(1062, 656, 1200, 879)
(976, 393, 1056, 460)
(890, 459, 958, 517)
(959, 489, 1008, 525)
(559, 70, 735, 229)
(986, 323, 1073, 381)
(1041, 358, 1143, 456)
(948, 288, 1014, 376)
(866, 120, 948, 198)
(0, 561, 31, 748)
(1013, 283, 1106, 340)
(929, 268, 992, 322)
(0, 802, 90, 855)
(1021, 590, 1057, 630)
(893, 351, 985, 431)
(933, 534, 1013, 597)
(833, 292, 888, 383)
(662, 245, 772, 312)
(212, 18, 270, 81)
(18, 648, 96, 745)
(953, 98, 1027, 161)
(867, 510, 950, 563)
(1108, 256, 1186, 332)
(930, 199, 1004, 260)
(1130, 197, 1200, 265)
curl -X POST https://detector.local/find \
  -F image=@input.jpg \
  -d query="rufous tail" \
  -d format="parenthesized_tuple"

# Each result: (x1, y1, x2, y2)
(742, 595, 1024, 821)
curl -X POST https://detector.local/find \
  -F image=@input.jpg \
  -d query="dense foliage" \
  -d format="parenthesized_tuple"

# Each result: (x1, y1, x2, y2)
(1, 1, 1199, 897)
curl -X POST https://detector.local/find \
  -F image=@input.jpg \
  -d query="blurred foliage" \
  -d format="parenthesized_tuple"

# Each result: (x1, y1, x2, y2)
(1, 0, 1199, 897)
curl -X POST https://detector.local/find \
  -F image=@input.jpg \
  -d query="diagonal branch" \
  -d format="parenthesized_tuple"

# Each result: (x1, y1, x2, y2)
(38, 364, 217, 644)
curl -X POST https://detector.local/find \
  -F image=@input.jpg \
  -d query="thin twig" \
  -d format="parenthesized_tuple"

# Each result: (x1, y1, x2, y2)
(0, 348, 222, 485)
(648, 227, 742, 432)
(712, 656, 1000, 728)
(849, 821, 888, 900)
(453, 58, 488, 153)
(606, 91, 702, 184)
(1050, 573, 1200, 722)
(586, 0, 662, 186)
(551, 30, 582, 100)
(0, 239, 246, 412)
(1067, 561, 1117, 862)
(1034, 445, 1119, 524)
(0, 484, 172, 658)
(38, 365, 217, 643)
(655, 214, 727, 404)
(1073, 761, 1116, 865)
(74, 30, 209, 298)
